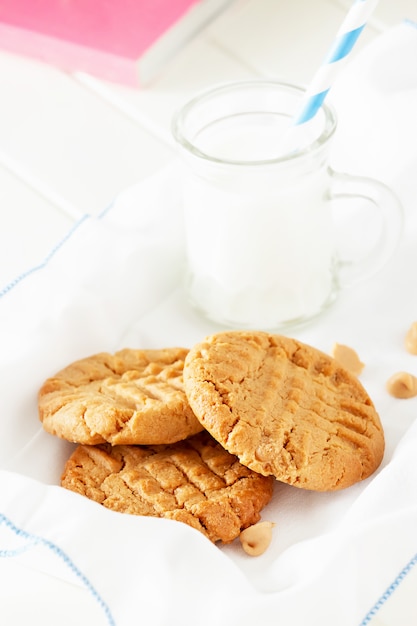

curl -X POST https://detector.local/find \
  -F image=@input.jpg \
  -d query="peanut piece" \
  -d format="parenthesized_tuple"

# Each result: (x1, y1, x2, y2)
(331, 343, 364, 376)
(405, 322, 417, 355)
(386, 372, 417, 399)
(239, 521, 275, 557)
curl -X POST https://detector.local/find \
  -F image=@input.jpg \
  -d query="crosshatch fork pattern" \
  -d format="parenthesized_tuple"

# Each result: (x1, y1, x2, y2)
(38, 348, 203, 445)
(61, 431, 274, 543)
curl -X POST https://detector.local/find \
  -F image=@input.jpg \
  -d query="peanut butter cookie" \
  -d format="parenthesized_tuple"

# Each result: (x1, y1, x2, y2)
(61, 431, 274, 543)
(183, 331, 384, 491)
(39, 348, 203, 445)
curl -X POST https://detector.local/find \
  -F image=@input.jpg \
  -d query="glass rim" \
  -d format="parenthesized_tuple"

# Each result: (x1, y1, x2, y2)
(171, 79, 337, 167)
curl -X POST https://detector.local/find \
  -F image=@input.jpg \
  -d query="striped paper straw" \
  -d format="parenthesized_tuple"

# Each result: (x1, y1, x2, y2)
(293, 0, 380, 125)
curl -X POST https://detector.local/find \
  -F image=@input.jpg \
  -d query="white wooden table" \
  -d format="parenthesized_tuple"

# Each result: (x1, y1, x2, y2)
(1, 0, 416, 292)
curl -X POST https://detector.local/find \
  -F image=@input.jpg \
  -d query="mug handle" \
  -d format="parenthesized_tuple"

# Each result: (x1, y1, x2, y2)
(328, 168, 404, 288)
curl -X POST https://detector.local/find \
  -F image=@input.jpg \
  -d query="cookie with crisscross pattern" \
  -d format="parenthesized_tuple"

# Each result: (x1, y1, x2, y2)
(61, 431, 274, 543)
(39, 348, 203, 445)
(183, 331, 384, 491)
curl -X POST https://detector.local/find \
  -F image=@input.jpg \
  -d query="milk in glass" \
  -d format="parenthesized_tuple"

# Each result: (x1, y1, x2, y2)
(181, 117, 336, 328)
(173, 80, 402, 330)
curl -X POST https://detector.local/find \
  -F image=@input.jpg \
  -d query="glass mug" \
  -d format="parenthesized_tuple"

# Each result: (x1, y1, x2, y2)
(172, 80, 403, 330)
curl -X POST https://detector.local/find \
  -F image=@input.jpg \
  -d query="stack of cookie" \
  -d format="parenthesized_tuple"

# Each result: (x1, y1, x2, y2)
(38, 331, 385, 545)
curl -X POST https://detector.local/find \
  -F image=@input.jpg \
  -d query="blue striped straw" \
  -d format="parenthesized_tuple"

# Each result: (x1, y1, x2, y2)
(293, 0, 380, 125)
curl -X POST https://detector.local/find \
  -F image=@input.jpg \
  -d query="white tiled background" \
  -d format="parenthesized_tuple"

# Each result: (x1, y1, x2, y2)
(0, 0, 416, 291)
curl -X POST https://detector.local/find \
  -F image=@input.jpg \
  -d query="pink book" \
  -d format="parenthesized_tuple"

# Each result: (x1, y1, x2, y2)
(0, 0, 231, 86)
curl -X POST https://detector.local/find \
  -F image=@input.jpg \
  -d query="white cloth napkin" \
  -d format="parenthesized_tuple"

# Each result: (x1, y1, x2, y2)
(1, 21, 417, 626)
